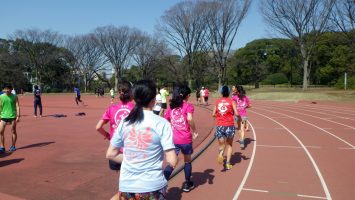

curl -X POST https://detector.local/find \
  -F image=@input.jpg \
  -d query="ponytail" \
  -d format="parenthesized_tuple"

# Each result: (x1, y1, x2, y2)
(124, 80, 156, 125)
(170, 85, 191, 109)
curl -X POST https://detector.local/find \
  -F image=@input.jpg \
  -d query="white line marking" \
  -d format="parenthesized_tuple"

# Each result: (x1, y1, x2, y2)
(232, 121, 257, 200)
(242, 188, 268, 193)
(257, 145, 321, 149)
(251, 110, 332, 200)
(243, 188, 327, 199)
(255, 108, 355, 149)
(297, 194, 327, 199)
(270, 106, 355, 131)
(338, 147, 355, 150)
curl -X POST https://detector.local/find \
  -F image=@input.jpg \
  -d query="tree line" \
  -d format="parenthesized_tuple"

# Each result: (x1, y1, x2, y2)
(0, 0, 353, 92)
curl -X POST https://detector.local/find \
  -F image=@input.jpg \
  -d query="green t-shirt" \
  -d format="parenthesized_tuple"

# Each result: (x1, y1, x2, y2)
(160, 88, 169, 103)
(0, 94, 17, 118)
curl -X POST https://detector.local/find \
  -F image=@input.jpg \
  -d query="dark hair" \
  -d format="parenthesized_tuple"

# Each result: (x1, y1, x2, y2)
(3, 84, 12, 90)
(221, 85, 230, 97)
(124, 80, 157, 125)
(236, 85, 246, 99)
(170, 85, 191, 109)
(34, 85, 39, 90)
(118, 80, 132, 103)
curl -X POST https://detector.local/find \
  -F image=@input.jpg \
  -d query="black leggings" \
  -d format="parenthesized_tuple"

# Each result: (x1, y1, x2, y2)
(34, 100, 42, 116)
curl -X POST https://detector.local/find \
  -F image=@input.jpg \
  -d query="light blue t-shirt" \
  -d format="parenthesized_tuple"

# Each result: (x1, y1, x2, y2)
(111, 110, 175, 193)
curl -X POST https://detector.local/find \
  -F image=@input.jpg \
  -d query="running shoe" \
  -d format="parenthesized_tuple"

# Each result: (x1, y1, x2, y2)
(225, 163, 233, 170)
(217, 154, 224, 164)
(182, 181, 194, 192)
(9, 145, 16, 152)
(240, 140, 245, 149)
(0, 147, 5, 154)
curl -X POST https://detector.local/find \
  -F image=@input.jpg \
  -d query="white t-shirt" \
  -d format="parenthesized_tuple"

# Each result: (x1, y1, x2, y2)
(153, 94, 162, 112)
(111, 110, 175, 193)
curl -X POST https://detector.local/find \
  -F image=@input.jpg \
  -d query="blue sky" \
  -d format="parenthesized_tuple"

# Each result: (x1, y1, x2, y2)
(0, 0, 275, 49)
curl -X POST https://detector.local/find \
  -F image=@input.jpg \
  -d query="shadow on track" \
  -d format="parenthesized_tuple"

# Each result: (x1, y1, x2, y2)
(0, 158, 24, 167)
(17, 141, 55, 150)
(166, 169, 215, 199)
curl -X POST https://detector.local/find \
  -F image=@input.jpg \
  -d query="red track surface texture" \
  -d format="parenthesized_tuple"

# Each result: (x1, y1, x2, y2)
(0, 95, 354, 200)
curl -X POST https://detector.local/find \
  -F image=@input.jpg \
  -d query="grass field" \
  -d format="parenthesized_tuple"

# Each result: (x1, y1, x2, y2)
(208, 87, 355, 102)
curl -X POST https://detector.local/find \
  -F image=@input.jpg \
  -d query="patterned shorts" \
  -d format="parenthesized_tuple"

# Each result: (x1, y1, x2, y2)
(118, 186, 167, 200)
(215, 126, 236, 139)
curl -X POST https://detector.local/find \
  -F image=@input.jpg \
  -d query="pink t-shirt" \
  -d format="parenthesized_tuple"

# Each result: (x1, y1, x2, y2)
(232, 95, 250, 117)
(164, 101, 194, 144)
(101, 101, 135, 139)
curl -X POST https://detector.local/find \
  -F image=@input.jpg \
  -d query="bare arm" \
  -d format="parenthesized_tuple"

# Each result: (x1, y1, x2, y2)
(212, 106, 216, 117)
(164, 148, 178, 169)
(106, 144, 123, 163)
(187, 113, 198, 139)
(16, 96, 20, 122)
(95, 119, 110, 139)
(232, 101, 239, 116)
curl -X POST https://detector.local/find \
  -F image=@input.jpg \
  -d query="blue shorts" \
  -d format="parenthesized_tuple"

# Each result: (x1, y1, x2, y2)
(215, 126, 235, 139)
(175, 143, 193, 155)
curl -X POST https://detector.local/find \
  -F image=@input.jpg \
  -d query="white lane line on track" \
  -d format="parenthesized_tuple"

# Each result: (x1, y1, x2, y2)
(297, 194, 327, 199)
(338, 147, 355, 150)
(242, 188, 327, 199)
(242, 188, 268, 193)
(255, 108, 355, 149)
(269, 106, 355, 130)
(265, 103, 355, 119)
(250, 110, 332, 200)
(232, 121, 257, 200)
(257, 145, 321, 149)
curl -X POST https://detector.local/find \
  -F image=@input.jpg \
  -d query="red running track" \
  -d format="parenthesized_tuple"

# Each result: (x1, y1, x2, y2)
(0, 94, 354, 199)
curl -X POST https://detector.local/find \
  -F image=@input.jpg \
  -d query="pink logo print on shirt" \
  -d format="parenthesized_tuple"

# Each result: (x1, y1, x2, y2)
(124, 126, 153, 162)
(171, 108, 186, 130)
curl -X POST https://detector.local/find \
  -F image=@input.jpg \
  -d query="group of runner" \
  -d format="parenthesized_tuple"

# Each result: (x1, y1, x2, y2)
(0, 81, 250, 200)
(94, 81, 250, 200)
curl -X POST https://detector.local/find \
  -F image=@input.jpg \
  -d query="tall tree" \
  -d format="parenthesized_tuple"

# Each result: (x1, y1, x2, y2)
(10, 29, 64, 86)
(204, 0, 251, 88)
(66, 34, 108, 92)
(158, 1, 208, 86)
(132, 34, 166, 79)
(92, 26, 141, 91)
(261, 0, 336, 90)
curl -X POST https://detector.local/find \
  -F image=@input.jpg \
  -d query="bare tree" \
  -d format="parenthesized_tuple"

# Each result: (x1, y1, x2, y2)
(158, 1, 209, 86)
(261, 0, 336, 90)
(66, 35, 108, 92)
(92, 26, 141, 90)
(132, 33, 166, 79)
(330, 0, 355, 44)
(204, 0, 251, 88)
(10, 29, 64, 86)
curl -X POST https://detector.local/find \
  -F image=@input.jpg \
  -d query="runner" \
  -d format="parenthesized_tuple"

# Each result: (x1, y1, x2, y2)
(163, 85, 198, 192)
(96, 81, 134, 170)
(212, 85, 239, 170)
(195, 87, 201, 105)
(33, 85, 42, 118)
(110, 88, 115, 103)
(0, 84, 20, 153)
(106, 80, 177, 200)
(159, 85, 169, 116)
(74, 86, 84, 106)
(153, 87, 162, 115)
(204, 87, 209, 106)
(200, 87, 205, 105)
(232, 85, 251, 149)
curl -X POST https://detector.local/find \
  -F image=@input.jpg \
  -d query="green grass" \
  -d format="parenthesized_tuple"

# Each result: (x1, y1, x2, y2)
(211, 87, 355, 102)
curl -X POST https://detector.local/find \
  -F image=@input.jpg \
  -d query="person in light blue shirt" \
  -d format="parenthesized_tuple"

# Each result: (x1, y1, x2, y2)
(106, 80, 177, 200)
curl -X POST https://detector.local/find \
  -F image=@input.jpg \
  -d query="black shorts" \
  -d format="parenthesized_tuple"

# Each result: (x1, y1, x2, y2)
(1, 118, 15, 123)
(204, 97, 208, 101)
(109, 160, 121, 171)
(161, 103, 167, 109)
